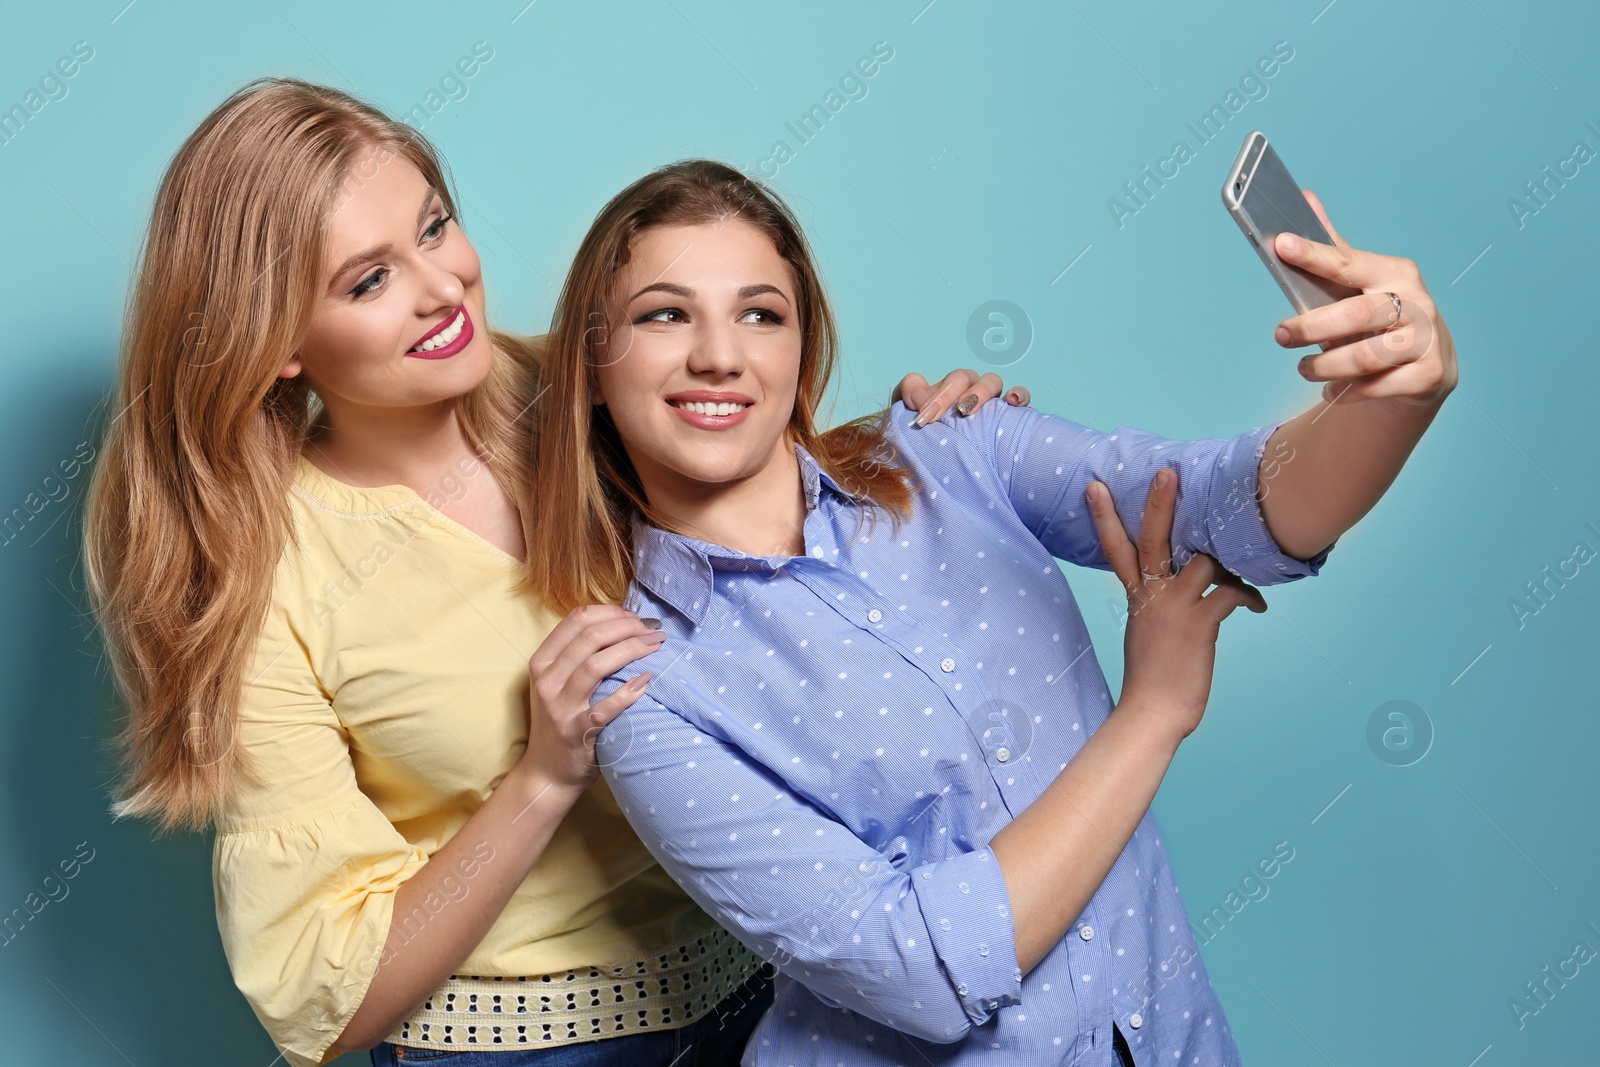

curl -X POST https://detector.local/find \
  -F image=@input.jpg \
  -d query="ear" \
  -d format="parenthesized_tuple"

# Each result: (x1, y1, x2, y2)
(278, 354, 303, 380)
(590, 382, 606, 406)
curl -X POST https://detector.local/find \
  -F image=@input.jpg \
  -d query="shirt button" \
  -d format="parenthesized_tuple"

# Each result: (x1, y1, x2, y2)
(1079, 925, 1094, 941)
(867, 609, 882, 623)
(1129, 1013, 1143, 1029)
(995, 747, 1010, 763)
(940, 658, 956, 673)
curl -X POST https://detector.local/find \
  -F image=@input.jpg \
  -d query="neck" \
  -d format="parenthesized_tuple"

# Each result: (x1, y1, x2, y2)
(639, 433, 809, 558)
(303, 396, 480, 493)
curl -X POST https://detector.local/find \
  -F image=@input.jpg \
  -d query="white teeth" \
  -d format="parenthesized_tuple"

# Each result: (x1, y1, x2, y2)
(413, 310, 465, 352)
(674, 400, 748, 416)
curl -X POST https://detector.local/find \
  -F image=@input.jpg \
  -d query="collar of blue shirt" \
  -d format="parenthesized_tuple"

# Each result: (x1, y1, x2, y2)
(628, 438, 853, 627)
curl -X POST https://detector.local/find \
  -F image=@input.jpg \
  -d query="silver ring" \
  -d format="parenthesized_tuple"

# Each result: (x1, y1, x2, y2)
(1141, 570, 1168, 582)
(1382, 291, 1402, 329)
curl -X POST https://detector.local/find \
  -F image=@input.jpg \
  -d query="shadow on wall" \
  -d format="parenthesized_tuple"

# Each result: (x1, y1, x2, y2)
(0, 377, 297, 1063)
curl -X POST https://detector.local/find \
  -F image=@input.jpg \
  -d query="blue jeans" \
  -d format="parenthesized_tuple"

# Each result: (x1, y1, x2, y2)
(369, 968, 773, 1066)
(1112, 1022, 1136, 1066)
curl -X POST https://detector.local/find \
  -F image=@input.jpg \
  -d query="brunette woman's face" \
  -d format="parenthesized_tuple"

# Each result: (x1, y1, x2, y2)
(594, 219, 802, 493)
(281, 149, 491, 411)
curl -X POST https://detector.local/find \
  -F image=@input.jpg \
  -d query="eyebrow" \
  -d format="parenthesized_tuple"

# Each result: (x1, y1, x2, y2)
(627, 282, 791, 303)
(327, 189, 441, 292)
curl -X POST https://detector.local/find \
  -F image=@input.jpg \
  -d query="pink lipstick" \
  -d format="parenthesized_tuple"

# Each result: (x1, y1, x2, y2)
(664, 390, 754, 430)
(406, 306, 473, 360)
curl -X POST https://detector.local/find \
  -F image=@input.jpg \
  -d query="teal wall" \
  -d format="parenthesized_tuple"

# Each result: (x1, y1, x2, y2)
(1, 1, 1594, 1063)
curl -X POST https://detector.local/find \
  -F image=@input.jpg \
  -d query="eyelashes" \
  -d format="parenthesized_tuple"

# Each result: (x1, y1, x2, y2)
(351, 267, 387, 297)
(346, 213, 455, 298)
(633, 307, 787, 326)
(423, 213, 453, 241)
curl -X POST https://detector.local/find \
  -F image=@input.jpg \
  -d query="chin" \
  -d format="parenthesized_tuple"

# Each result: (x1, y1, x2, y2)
(458, 335, 497, 380)
(680, 453, 765, 485)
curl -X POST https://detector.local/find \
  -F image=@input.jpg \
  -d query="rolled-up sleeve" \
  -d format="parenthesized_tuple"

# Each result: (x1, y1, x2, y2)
(921, 398, 1332, 587)
(909, 847, 1022, 1025)
(213, 604, 428, 1067)
(594, 684, 1020, 1043)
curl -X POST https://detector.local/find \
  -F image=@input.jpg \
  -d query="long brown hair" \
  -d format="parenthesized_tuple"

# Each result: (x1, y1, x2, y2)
(84, 78, 542, 833)
(523, 160, 913, 617)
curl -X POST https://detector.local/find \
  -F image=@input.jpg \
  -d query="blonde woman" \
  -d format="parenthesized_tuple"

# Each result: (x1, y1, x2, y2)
(83, 80, 1020, 1067)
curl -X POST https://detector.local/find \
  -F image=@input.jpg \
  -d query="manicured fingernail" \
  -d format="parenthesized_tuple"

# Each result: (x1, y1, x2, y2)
(627, 672, 651, 690)
(640, 617, 662, 629)
(1279, 233, 1301, 254)
(1155, 468, 1170, 489)
(1086, 482, 1102, 504)
(1298, 356, 1313, 379)
(907, 385, 932, 409)
(1005, 389, 1024, 405)
(913, 402, 940, 427)
(956, 393, 978, 416)
(1275, 325, 1291, 345)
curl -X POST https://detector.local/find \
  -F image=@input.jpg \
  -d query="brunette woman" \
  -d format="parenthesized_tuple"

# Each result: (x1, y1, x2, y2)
(524, 160, 1454, 1065)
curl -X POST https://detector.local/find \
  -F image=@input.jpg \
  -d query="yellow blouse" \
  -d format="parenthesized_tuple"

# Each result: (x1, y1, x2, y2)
(212, 456, 737, 1067)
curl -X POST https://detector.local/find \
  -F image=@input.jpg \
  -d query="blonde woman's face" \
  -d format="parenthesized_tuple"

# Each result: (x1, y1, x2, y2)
(594, 219, 803, 495)
(281, 151, 491, 415)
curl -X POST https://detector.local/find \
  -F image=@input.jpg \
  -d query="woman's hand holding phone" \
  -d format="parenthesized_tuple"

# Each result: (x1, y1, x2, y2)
(1271, 190, 1457, 410)
(1085, 469, 1267, 742)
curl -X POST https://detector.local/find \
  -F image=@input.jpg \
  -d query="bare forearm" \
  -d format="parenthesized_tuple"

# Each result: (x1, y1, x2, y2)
(990, 699, 1185, 974)
(1258, 396, 1443, 561)
(334, 764, 584, 1050)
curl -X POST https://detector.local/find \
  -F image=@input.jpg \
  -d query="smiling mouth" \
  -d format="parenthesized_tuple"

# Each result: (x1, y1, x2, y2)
(668, 400, 750, 416)
(409, 309, 466, 353)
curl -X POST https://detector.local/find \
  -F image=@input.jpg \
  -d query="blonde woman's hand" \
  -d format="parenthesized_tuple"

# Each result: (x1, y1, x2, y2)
(520, 605, 665, 791)
(1085, 469, 1267, 742)
(893, 368, 1031, 427)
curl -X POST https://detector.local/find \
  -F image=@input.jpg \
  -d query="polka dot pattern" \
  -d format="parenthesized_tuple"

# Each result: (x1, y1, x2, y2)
(594, 400, 1312, 1064)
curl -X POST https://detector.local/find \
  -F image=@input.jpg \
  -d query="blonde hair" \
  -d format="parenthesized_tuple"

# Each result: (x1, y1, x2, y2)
(523, 159, 913, 617)
(84, 78, 542, 833)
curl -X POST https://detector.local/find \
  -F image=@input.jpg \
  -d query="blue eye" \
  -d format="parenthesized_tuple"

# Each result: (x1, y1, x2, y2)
(424, 213, 453, 240)
(350, 267, 387, 297)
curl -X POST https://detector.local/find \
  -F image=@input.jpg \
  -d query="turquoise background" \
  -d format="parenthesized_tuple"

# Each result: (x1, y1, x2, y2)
(1, 1, 1595, 1063)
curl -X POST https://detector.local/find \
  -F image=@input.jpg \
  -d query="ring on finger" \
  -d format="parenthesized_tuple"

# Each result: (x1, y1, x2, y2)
(1382, 291, 1402, 329)
(1141, 569, 1169, 582)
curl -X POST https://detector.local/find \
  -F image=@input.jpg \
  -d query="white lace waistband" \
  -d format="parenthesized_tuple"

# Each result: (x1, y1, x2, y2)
(384, 926, 766, 1052)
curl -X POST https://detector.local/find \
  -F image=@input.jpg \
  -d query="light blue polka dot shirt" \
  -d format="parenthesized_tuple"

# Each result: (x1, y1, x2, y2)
(594, 399, 1332, 1066)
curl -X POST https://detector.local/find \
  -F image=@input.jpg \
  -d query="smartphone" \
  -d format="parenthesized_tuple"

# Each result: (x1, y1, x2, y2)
(1222, 131, 1361, 314)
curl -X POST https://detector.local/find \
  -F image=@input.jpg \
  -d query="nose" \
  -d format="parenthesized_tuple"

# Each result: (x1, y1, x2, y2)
(414, 251, 466, 316)
(685, 316, 746, 380)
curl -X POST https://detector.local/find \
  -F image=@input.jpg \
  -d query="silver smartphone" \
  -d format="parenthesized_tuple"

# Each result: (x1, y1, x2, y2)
(1222, 131, 1361, 314)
